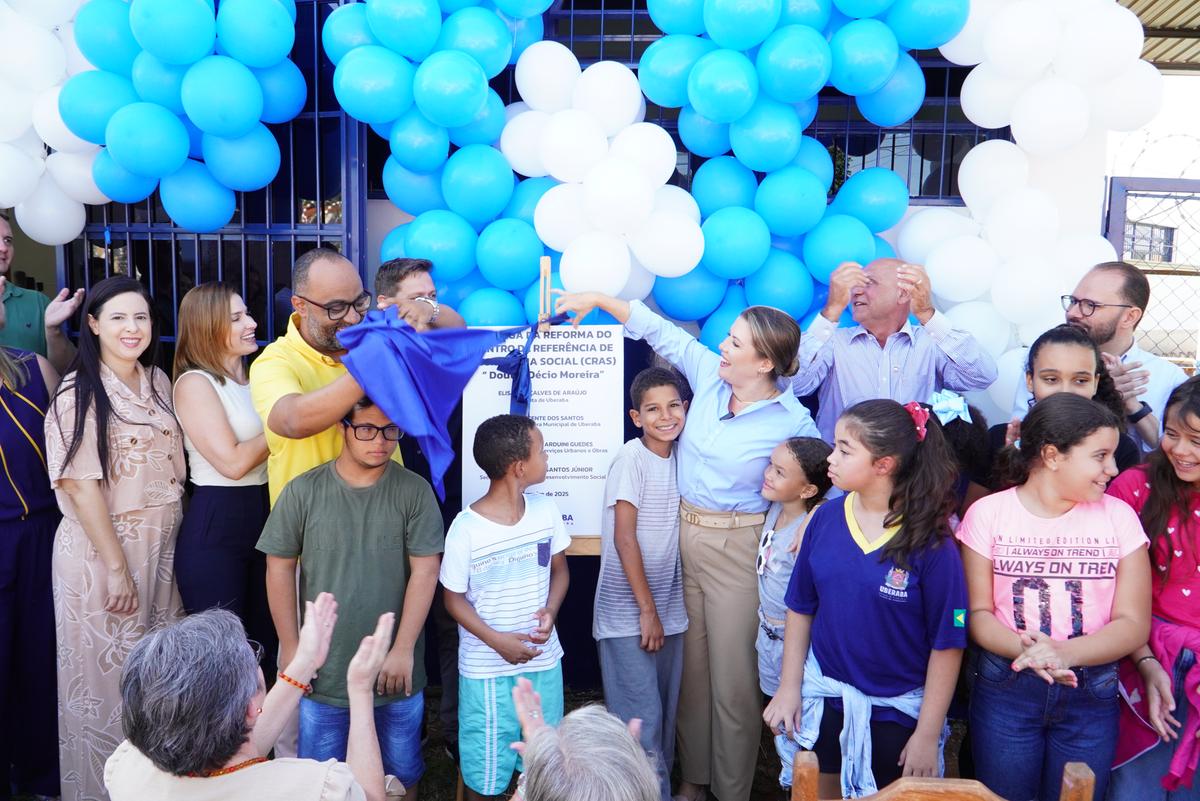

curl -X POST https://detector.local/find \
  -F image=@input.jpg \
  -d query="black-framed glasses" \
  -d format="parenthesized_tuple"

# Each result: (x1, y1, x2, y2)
(294, 290, 372, 321)
(247, 639, 264, 664)
(1060, 295, 1135, 317)
(341, 418, 403, 441)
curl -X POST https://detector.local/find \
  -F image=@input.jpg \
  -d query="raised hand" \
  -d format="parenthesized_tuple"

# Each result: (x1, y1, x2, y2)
(44, 287, 86, 329)
(822, 262, 868, 321)
(347, 611, 397, 695)
(896, 263, 934, 323)
(293, 592, 339, 675)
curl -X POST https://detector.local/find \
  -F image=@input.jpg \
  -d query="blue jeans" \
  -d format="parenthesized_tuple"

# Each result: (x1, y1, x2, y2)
(298, 693, 426, 786)
(1107, 649, 1200, 801)
(971, 649, 1120, 801)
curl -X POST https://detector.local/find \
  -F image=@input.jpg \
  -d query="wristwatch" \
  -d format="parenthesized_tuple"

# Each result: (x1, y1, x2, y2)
(1127, 401, 1152, 424)
(414, 295, 440, 324)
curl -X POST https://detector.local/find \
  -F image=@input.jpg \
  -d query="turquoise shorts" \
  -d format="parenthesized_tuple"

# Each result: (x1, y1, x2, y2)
(458, 662, 564, 795)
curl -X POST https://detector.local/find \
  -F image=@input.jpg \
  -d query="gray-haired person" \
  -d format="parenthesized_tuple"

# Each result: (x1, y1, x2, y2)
(104, 593, 398, 801)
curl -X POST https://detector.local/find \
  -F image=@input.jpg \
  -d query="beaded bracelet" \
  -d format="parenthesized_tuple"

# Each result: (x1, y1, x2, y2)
(278, 671, 312, 694)
(1135, 655, 1159, 667)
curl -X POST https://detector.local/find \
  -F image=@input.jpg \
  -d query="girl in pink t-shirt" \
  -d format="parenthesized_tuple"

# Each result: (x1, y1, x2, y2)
(1107, 376, 1200, 801)
(957, 392, 1150, 801)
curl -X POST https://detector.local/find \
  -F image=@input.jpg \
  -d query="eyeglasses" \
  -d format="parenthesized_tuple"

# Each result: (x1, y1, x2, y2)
(247, 639, 264, 664)
(341, 419, 403, 441)
(1060, 295, 1135, 317)
(295, 291, 372, 321)
(756, 528, 776, 576)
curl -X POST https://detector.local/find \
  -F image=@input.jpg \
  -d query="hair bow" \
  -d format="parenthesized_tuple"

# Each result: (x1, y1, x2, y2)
(903, 401, 929, 442)
(929, 390, 972, 427)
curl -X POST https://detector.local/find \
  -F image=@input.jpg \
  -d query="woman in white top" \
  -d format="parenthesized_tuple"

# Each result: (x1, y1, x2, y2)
(173, 283, 273, 668)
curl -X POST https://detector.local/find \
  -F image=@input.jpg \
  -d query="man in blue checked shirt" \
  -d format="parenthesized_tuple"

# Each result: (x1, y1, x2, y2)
(791, 258, 998, 442)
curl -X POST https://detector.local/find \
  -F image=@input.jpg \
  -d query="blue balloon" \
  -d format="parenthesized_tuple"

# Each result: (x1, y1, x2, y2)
(885, 0, 968, 50)
(794, 93, 819, 129)
(781, 0, 832, 27)
(791, 135, 834, 189)
(687, 49, 758, 125)
(441, 143, 514, 228)
(699, 284, 749, 352)
(828, 19, 898, 96)
(801, 304, 854, 328)
(448, 89, 505, 146)
(690, 156, 757, 219)
(332, 46, 414, 126)
(435, 7, 512, 79)
(832, 0, 893, 17)
(493, 0, 552, 21)
(503, 9, 543, 64)
(730, 96, 803, 173)
(321, 3, 380, 66)
(389, 108, 449, 174)
(59, 70, 139, 145)
(160, 159, 236, 232)
(652, 266, 728, 321)
(366, 0, 442, 61)
(756, 24, 832, 104)
(873, 235, 895, 259)
(459, 287, 526, 326)
(443, 0, 483, 14)
(273, 0, 297, 22)
(413, 50, 489, 129)
(476, 218, 543, 290)
(254, 59, 308, 124)
(677, 106, 730, 159)
(772, 234, 804, 257)
(802, 213, 874, 283)
(105, 102, 190, 179)
(755, 166, 827, 238)
(745, 248, 814, 319)
(647, 0, 705, 34)
(131, 52, 187, 115)
(700, 207, 772, 279)
(182, 56, 264, 137)
(638, 35, 716, 109)
(855, 50, 925, 128)
(383, 158, 447, 215)
(129, 0, 214, 66)
(439, 270, 491, 310)
(823, 6, 852, 38)
(201, 123, 281, 191)
(74, 0, 141, 76)
(523, 271, 563, 324)
(381, 224, 409, 262)
(829, 166, 908, 233)
(92, 149, 158, 203)
(405, 210, 478, 283)
(703, 0, 781, 51)
(180, 115, 204, 158)
(504, 177, 557, 226)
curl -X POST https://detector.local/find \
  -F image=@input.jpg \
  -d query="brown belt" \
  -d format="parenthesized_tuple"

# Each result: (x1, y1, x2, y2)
(679, 499, 765, 530)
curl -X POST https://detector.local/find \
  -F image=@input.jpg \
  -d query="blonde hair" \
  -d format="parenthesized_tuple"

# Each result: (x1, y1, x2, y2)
(173, 282, 240, 384)
(0, 347, 30, 390)
(739, 305, 801, 380)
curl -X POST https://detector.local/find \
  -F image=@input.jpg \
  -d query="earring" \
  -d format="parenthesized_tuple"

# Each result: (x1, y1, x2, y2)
(256, 707, 263, 714)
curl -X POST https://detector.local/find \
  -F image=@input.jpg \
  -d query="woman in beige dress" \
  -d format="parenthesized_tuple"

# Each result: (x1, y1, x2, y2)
(44, 275, 184, 801)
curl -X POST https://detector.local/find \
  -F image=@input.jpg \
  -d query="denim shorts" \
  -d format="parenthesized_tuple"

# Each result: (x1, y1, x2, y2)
(298, 692, 425, 787)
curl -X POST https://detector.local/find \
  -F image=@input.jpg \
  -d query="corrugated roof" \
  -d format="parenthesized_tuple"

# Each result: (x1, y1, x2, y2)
(1121, 0, 1200, 70)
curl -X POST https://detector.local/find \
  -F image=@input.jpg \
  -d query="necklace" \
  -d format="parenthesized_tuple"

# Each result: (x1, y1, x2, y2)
(189, 756, 268, 778)
(732, 387, 780, 405)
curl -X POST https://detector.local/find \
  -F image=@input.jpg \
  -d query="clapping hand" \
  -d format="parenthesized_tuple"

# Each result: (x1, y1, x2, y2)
(1101, 352, 1151, 411)
(45, 287, 85, 330)
(896, 263, 934, 323)
(347, 612, 397, 696)
(292, 592, 338, 676)
(822, 262, 868, 320)
(1011, 630, 1078, 687)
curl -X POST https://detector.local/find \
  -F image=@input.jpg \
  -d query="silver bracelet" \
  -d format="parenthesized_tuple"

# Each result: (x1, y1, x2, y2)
(414, 295, 440, 323)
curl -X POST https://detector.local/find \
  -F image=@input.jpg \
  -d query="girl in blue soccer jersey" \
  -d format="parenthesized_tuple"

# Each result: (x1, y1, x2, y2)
(764, 399, 968, 800)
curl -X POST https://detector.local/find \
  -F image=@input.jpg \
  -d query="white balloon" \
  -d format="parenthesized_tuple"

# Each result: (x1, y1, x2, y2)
(939, 0, 1001, 66)
(560, 230, 632, 296)
(653, 184, 701, 223)
(925, 236, 998, 304)
(1010, 78, 1090, 156)
(608, 122, 679, 187)
(540, 109, 609, 184)
(0, 78, 35, 142)
(0, 15, 66, 91)
(1051, 233, 1118, 289)
(945, 300, 1012, 358)
(986, 347, 1029, 412)
(896, 208, 980, 265)
(500, 110, 551, 178)
(570, 61, 642, 137)
(617, 254, 656, 301)
(959, 63, 1034, 130)
(1088, 60, 1164, 132)
(1017, 300, 1069, 347)
(46, 148, 109, 205)
(6, 126, 47, 161)
(32, 85, 94, 153)
(582, 157, 655, 235)
(0, 141, 44, 208)
(1052, 0, 1112, 23)
(627, 211, 704, 278)
(57, 22, 96, 76)
(957, 139, 1029, 219)
(635, 94, 647, 123)
(515, 41, 581, 113)
(14, 172, 84, 245)
(504, 101, 529, 122)
(7, 0, 81, 28)
(982, 0, 1062, 80)
(533, 182, 592, 253)
(983, 188, 1060, 257)
(1053, 3, 1143, 85)
(990, 259, 1060, 326)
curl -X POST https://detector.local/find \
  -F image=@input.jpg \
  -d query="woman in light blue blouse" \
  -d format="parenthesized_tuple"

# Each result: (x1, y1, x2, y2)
(557, 291, 819, 801)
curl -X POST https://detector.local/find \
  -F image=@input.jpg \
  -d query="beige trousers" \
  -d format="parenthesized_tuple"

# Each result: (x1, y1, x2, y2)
(675, 504, 764, 801)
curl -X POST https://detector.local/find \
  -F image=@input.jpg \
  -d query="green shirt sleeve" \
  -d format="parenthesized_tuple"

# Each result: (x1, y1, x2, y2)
(405, 475, 445, 557)
(256, 477, 306, 558)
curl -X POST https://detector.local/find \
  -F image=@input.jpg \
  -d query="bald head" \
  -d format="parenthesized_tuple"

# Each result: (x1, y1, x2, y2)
(289, 248, 366, 354)
(292, 247, 355, 294)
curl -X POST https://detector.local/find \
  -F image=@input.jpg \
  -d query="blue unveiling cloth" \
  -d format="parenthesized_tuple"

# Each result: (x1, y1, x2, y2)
(338, 308, 563, 499)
